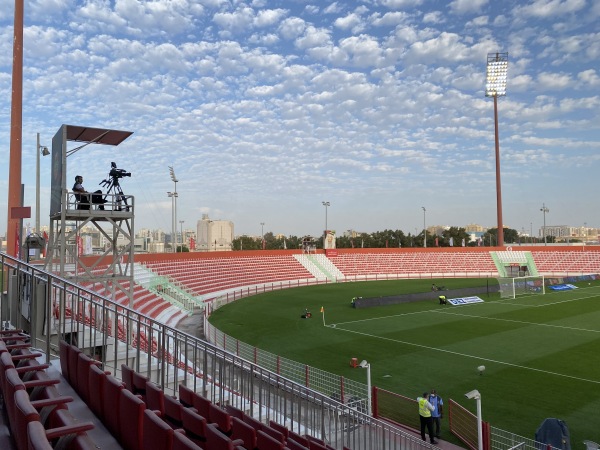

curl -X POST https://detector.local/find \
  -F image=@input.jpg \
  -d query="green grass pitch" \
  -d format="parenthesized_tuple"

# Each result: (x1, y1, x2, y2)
(208, 278, 600, 444)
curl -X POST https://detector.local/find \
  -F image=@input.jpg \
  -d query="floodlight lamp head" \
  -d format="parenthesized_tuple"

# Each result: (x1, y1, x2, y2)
(358, 360, 368, 368)
(465, 389, 480, 400)
(169, 166, 178, 182)
(485, 52, 508, 98)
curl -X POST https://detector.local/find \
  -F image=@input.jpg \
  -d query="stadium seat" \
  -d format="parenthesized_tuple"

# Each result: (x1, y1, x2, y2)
(87, 363, 107, 418)
(304, 435, 330, 450)
(164, 394, 184, 429)
(119, 388, 146, 450)
(102, 374, 124, 439)
(191, 391, 212, 421)
(287, 430, 310, 448)
(256, 429, 286, 450)
(225, 404, 244, 420)
(120, 363, 135, 392)
(67, 345, 82, 386)
(75, 353, 100, 403)
(0, 350, 48, 389)
(286, 438, 310, 450)
(58, 340, 70, 381)
(145, 381, 165, 415)
(172, 431, 203, 450)
(205, 423, 244, 450)
(269, 420, 289, 440)
(180, 406, 207, 446)
(231, 416, 256, 450)
(177, 383, 195, 408)
(209, 403, 232, 435)
(17, 394, 94, 450)
(142, 409, 175, 450)
(132, 369, 149, 400)
(26, 419, 97, 450)
(242, 413, 266, 435)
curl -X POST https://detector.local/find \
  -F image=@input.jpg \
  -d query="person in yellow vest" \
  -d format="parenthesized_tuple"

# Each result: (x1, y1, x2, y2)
(417, 392, 438, 444)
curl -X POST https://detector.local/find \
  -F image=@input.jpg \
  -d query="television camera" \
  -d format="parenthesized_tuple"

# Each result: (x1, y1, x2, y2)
(100, 162, 131, 211)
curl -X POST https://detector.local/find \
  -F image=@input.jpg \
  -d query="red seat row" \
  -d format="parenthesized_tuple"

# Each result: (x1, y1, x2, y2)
(55, 340, 349, 450)
(1, 332, 97, 450)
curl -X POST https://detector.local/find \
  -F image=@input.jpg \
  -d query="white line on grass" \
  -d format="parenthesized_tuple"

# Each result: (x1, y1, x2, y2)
(431, 309, 600, 333)
(327, 325, 600, 385)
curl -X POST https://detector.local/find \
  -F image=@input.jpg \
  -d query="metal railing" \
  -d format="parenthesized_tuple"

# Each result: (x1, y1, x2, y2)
(0, 253, 436, 450)
(204, 318, 369, 408)
(490, 426, 562, 450)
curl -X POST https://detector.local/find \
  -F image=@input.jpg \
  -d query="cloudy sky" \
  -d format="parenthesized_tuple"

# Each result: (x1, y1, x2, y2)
(1, 0, 599, 239)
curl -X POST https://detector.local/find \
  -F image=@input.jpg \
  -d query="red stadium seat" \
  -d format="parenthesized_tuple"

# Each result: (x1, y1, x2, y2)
(225, 404, 244, 420)
(180, 406, 207, 447)
(120, 364, 135, 392)
(119, 388, 146, 450)
(191, 391, 212, 421)
(14, 388, 91, 450)
(287, 431, 310, 449)
(164, 395, 184, 429)
(145, 381, 165, 415)
(269, 420, 289, 440)
(142, 409, 175, 450)
(75, 353, 100, 403)
(26, 413, 97, 450)
(102, 374, 124, 438)
(256, 429, 286, 450)
(67, 345, 82, 386)
(172, 431, 203, 450)
(205, 423, 243, 450)
(3, 366, 63, 429)
(132, 370, 149, 400)
(286, 437, 310, 450)
(231, 416, 256, 450)
(87, 364, 107, 418)
(209, 403, 232, 435)
(177, 383, 195, 408)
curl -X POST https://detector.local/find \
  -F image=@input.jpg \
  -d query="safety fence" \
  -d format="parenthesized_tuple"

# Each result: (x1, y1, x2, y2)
(1, 253, 441, 450)
(204, 317, 369, 409)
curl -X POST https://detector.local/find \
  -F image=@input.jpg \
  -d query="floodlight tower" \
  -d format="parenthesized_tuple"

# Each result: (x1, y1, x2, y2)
(168, 166, 178, 252)
(322, 201, 330, 248)
(486, 52, 508, 247)
(422, 206, 426, 248)
(540, 203, 549, 246)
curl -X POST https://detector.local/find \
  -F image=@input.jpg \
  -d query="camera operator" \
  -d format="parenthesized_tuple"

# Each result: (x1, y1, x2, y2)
(73, 175, 105, 210)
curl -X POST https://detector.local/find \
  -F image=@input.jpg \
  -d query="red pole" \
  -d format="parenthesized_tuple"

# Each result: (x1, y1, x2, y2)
(494, 94, 504, 247)
(7, 0, 24, 257)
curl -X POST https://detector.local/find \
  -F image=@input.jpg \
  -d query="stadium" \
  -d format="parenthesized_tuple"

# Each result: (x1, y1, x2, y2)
(1, 245, 599, 450)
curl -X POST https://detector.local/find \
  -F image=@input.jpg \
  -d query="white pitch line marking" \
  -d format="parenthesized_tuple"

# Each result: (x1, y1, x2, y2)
(326, 325, 600, 385)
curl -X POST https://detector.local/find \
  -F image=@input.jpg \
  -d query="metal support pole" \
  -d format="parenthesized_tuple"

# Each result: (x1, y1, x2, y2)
(494, 95, 504, 247)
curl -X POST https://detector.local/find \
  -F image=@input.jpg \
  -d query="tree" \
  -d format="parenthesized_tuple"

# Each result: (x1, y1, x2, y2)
(440, 227, 470, 247)
(484, 227, 521, 245)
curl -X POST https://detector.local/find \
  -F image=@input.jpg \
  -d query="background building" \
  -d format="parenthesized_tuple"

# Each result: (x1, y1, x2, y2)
(196, 214, 234, 252)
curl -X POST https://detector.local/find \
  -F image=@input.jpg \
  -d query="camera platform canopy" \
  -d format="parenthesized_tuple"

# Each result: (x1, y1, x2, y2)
(65, 125, 133, 146)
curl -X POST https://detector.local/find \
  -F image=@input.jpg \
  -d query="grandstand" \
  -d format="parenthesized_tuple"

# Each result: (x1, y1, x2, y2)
(134, 248, 600, 314)
(2, 246, 599, 450)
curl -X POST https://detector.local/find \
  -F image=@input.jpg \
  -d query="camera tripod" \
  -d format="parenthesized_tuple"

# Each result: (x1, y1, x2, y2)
(101, 177, 129, 211)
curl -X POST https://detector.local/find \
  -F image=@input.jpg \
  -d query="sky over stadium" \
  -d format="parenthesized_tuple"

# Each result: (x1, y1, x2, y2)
(1, 0, 599, 239)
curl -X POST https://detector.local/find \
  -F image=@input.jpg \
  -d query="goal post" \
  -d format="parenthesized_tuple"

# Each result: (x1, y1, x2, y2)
(497, 276, 545, 299)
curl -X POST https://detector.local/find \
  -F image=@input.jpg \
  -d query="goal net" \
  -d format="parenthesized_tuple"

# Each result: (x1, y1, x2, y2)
(497, 276, 545, 299)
